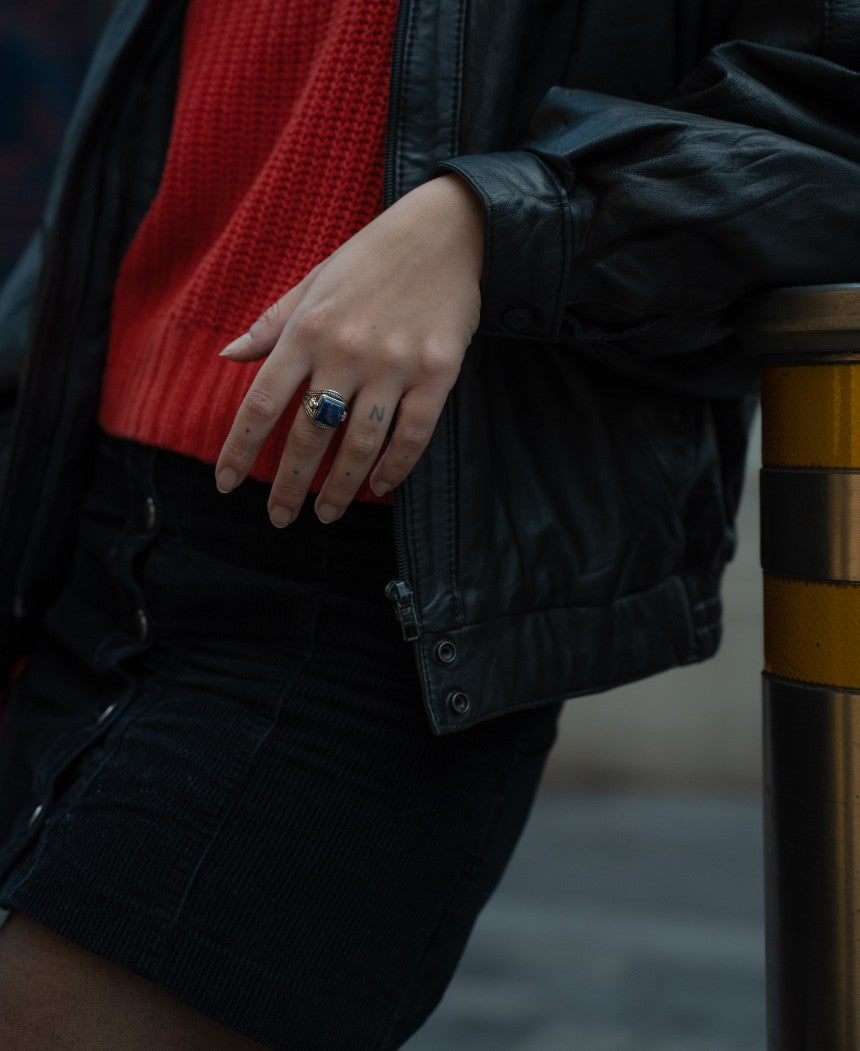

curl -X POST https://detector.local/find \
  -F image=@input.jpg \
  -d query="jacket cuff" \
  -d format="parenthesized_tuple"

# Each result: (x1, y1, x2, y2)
(435, 151, 572, 342)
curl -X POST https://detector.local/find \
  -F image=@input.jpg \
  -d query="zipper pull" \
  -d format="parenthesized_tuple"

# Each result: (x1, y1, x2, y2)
(385, 579, 420, 642)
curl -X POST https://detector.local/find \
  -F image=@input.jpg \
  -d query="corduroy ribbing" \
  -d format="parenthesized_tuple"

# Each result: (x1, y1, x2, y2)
(99, 0, 398, 501)
(0, 436, 562, 1048)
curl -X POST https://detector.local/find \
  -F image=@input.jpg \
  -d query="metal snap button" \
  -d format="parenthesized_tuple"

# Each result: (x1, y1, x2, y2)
(28, 804, 43, 829)
(447, 691, 471, 716)
(144, 496, 157, 531)
(96, 702, 117, 726)
(434, 639, 458, 665)
(135, 609, 149, 643)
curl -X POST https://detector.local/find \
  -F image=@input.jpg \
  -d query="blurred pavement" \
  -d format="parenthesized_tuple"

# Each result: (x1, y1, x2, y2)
(404, 788, 764, 1051)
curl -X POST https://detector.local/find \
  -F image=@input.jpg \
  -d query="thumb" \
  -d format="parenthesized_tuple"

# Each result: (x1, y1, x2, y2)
(219, 267, 318, 362)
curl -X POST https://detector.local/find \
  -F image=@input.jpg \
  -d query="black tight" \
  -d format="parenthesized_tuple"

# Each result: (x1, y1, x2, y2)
(0, 911, 269, 1050)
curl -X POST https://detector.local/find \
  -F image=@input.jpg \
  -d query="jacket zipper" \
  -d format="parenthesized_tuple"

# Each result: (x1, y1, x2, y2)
(385, 579, 420, 642)
(382, 0, 410, 211)
(383, 0, 422, 642)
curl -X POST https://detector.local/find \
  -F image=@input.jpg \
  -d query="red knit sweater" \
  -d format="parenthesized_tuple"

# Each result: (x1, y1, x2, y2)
(99, 0, 399, 502)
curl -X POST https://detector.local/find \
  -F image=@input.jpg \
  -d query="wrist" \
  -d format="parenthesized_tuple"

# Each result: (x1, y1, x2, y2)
(427, 173, 485, 283)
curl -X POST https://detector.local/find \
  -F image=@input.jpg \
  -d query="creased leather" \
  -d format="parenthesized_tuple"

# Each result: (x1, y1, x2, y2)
(0, 0, 857, 732)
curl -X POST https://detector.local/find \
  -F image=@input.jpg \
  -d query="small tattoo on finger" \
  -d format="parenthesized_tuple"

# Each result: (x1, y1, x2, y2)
(370, 404, 386, 423)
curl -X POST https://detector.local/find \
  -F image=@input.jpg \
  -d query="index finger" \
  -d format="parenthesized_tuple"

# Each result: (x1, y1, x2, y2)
(215, 350, 308, 493)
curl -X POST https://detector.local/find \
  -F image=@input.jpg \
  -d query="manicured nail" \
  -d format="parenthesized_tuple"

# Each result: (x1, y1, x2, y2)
(219, 332, 253, 357)
(216, 468, 238, 493)
(370, 480, 392, 498)
(315, 503, 341, 524)
(269, 505, 294, 528)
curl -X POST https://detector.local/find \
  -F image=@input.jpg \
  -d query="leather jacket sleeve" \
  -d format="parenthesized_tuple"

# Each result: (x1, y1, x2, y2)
(0, 231, 43, 486)
(0, 231, 41, 482)
(0, 232, 42, 403)
(438, 2, 860, 371)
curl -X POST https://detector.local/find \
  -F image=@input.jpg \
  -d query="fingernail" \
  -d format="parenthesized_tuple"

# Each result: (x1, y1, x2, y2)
(216, 468, 238, 493)
(269, 505, 294, 528)
(219, 332, 252, 357)
(316, 503, 341, 524)
(370, 480, 392, 498)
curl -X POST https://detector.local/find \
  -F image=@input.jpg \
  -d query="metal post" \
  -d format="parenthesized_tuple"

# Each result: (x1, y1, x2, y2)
(741, 284, 860, 1049)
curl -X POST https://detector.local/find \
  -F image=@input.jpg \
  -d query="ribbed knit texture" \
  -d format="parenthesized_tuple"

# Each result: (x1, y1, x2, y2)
(99, 0, 399, 501)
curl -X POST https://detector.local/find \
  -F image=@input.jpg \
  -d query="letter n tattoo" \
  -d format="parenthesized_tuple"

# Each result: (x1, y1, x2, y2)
(370, 404, 386, 423)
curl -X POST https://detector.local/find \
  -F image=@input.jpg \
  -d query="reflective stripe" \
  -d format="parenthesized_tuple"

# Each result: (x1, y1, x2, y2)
(762, 365, 860, 468)
(764, 575, 860, 689)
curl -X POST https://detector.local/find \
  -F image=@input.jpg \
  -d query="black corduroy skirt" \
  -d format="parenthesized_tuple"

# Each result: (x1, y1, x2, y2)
(0, 433, 560, 1050)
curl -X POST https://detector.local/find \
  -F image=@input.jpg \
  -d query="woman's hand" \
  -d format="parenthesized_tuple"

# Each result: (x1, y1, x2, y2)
(214, 173, 483, 526)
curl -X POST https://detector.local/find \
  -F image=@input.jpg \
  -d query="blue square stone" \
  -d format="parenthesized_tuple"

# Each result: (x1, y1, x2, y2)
(314, 394, 346, 428)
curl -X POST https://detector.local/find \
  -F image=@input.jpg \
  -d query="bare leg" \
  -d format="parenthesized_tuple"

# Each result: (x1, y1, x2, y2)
(0, 911, 270, 1050)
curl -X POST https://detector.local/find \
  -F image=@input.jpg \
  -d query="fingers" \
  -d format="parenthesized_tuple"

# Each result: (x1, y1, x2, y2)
(309, 390, 402, 523)
(221, 374, 449, 526)
(215, 349, 309, 495)
(218, 293, 464, 523)
(266, 385, 398, 527)
(368, 389, 441, 498)
(219, 351, 454, 526)
(262, 390, 351, 527)
(307, 348, 455, 522)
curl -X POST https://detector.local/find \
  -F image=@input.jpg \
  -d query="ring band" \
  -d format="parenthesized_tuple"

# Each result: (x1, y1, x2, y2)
(302, 389, 349, 429)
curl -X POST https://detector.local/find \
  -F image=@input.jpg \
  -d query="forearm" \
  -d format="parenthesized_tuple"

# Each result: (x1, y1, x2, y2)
(439, 19, 860, 362)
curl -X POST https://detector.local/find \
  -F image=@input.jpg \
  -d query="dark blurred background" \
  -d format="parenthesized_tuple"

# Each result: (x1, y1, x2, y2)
(0, 0, 113, 282)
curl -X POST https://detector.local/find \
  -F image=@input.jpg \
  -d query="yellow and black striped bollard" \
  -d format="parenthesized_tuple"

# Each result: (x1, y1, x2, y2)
(743, 284, 860, 1050)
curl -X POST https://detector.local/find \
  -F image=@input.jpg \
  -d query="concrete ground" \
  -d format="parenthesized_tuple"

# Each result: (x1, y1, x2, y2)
(404, 788, 764, 1051)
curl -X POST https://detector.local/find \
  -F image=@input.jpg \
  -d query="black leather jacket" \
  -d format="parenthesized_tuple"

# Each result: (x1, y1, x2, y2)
(0, 0, 858, 732)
